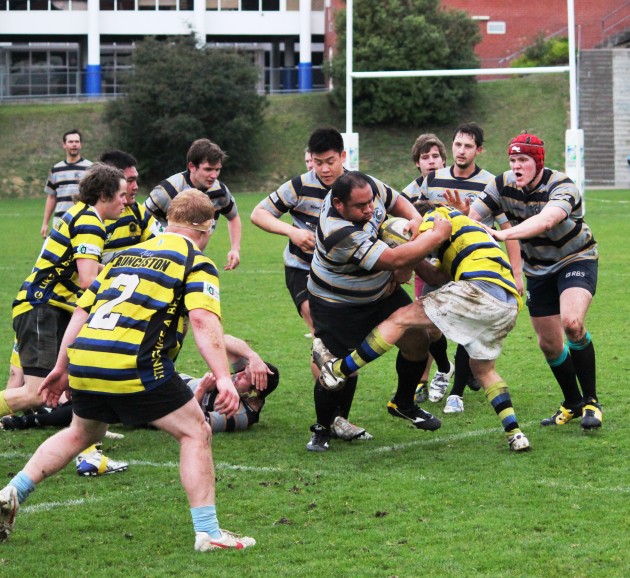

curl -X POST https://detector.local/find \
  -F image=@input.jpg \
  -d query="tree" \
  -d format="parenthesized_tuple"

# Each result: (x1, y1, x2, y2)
(105, 35, 266, 184)
(329, 0, 481, 126)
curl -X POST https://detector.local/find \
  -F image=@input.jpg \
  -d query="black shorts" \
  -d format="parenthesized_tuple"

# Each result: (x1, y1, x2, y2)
(13, 305, 71, 378)
(309, 287, 413, 358)
(71, 373, 194, 426)
(285, 266, 310, 313)
(526, 259, 598, 317)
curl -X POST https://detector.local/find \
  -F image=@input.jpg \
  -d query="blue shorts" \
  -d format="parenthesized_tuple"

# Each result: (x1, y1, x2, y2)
(526, 259, 598, 317)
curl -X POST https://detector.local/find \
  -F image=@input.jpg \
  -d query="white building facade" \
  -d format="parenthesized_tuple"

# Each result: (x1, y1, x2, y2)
(0, 0, 326, 96)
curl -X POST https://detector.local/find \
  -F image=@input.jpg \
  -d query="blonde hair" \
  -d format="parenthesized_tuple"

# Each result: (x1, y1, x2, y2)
(167, 189, 215, 226)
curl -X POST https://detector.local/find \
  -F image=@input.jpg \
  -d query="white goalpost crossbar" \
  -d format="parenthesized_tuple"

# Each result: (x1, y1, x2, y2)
(343, 0, 584, 194)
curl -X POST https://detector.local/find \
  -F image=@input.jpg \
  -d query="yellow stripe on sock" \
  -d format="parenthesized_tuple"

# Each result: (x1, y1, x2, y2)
(0, 391, 14, 417)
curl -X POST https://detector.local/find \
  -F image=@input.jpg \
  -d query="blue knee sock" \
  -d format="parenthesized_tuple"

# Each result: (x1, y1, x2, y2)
(10, 471, 36, 505)
(191, 505, 221, 538)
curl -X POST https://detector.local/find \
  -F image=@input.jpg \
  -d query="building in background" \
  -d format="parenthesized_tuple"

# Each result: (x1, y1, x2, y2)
(0, 0, 326, 97)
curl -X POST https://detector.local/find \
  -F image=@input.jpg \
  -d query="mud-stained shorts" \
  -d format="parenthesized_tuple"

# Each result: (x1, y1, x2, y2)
(422, 281, 518, 360)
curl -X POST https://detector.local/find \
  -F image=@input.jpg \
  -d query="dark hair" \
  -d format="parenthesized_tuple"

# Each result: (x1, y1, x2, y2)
(63, 129, 82, 143)
(100, 150, 138, 170)
(330, 171, 370, 204)
(413, 200, 442, 216)
(411, 133, 447, 164)
(308, 127, 344, 155)
(78, 163, 124, 205)
(187, 139, 227, 167)
(259, 362, 280, 399)
(452, 122, 484, 148)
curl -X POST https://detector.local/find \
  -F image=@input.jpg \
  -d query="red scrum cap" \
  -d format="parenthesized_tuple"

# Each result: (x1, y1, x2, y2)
(508, 133, 545, 174)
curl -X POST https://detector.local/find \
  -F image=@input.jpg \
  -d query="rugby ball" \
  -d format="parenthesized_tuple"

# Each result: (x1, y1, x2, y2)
(378, 217, 412, 248)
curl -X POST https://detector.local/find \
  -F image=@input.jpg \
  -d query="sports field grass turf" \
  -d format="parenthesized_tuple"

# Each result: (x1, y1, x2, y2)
(1, 190, 628, 577)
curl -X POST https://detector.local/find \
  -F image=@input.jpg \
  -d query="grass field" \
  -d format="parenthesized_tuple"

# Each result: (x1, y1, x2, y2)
(0, 190, 629, 577)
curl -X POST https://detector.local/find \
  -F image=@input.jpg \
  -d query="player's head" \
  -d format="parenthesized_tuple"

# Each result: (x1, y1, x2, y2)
(63, 129, 82, 144)
(187, 138, 227, 168)
(453, 122, 484, 148)
(235, 362, 280, 400)
(413, 200, 443, 217)
(452, 122, 484, 171)
(411, 133, 447, 177)
(308, 128, 346, 186)
(79, 163, 124, 204)
(100, 150, 139, 205)
(304, 147, 314, 171)
(508, 132, 545, 174)
(187, 139, 226, 190)
(167, 189, 215, 249)
(331, 171, 374, 224)
(78, 163, 127, 220)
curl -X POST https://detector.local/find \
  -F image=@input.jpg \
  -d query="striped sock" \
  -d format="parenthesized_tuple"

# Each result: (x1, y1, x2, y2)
(336, 328, 395, 377)
(485, 381, 520, 436)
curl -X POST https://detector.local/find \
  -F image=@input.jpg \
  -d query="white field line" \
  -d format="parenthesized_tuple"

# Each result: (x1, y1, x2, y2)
(21, 497, 101, 515)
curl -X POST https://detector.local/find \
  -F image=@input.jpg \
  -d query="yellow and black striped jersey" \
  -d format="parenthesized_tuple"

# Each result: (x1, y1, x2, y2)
(419, 206, 522, 310)
(103, 203, 164, 264)
(68, 233, 222, 395)
(13, 202, 106, 317)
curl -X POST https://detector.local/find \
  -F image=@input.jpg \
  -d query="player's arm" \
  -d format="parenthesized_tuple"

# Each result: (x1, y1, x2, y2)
(188, 308, 239, 417)
(225, 214, 242, 270)
(76, 257, 104, 290)
(41, 194, 57, 238)
(500, 223, 524, 296)
(250, 203, 316, 252)
(414, 258, 450, 287)
(224, 334, 272, 392)
(488, 206, 567, 242)
(374, 217, 451, 271)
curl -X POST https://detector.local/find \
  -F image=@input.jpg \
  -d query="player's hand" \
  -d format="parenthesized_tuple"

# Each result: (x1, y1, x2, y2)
(444, 189, 470, 214)
(514, 274, 525, 297)
(197, 372, 217, 392)
(289, 229, 316, 252)
(405, 216, 422, 241)
(248, 355, 273, 392)
(213, 376, 240, 417)
(40, 224, 49, 239)
(481, 223, 507, 241)
(393, 266, 413, 285)
(432, 215, 452, 240)
(38, 366, 70, 408)
(224, 249, 240, 270)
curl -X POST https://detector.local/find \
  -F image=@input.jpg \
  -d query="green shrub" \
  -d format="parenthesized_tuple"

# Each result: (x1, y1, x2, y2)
(511, 34, 569, 68)
(104, 35, 266, 184)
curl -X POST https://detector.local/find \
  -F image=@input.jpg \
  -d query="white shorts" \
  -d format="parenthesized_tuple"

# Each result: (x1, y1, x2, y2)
(422, 281, 518, 360)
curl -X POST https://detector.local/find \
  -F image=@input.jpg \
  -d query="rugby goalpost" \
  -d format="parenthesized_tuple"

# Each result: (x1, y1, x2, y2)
(342, 0, 585, 195)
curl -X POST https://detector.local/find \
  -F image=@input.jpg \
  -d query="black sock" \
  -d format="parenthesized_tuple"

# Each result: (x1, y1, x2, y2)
(569, 339, 597, 402)
(548, 348, 582, 408)
(337, 376, 358, 420)
(449, 344, 470, 397)
(23, 402, 73, 428)
(429, 335, 450, 374)
(392, 352, 426, 408)
(314, 380, 344, 429)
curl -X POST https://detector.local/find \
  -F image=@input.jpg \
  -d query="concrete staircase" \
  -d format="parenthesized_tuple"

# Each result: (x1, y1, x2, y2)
(579, 49, 630, 187)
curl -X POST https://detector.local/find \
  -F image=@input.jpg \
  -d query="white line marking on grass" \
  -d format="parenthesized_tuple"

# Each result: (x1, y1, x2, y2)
(536, 479, 630, 493)
(215, 463, 285, 473)
(584, 197, 630, 204)
(128, 460, 179, 468)
(369, 420, 539, 454)
(21, 498, 101, 514)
